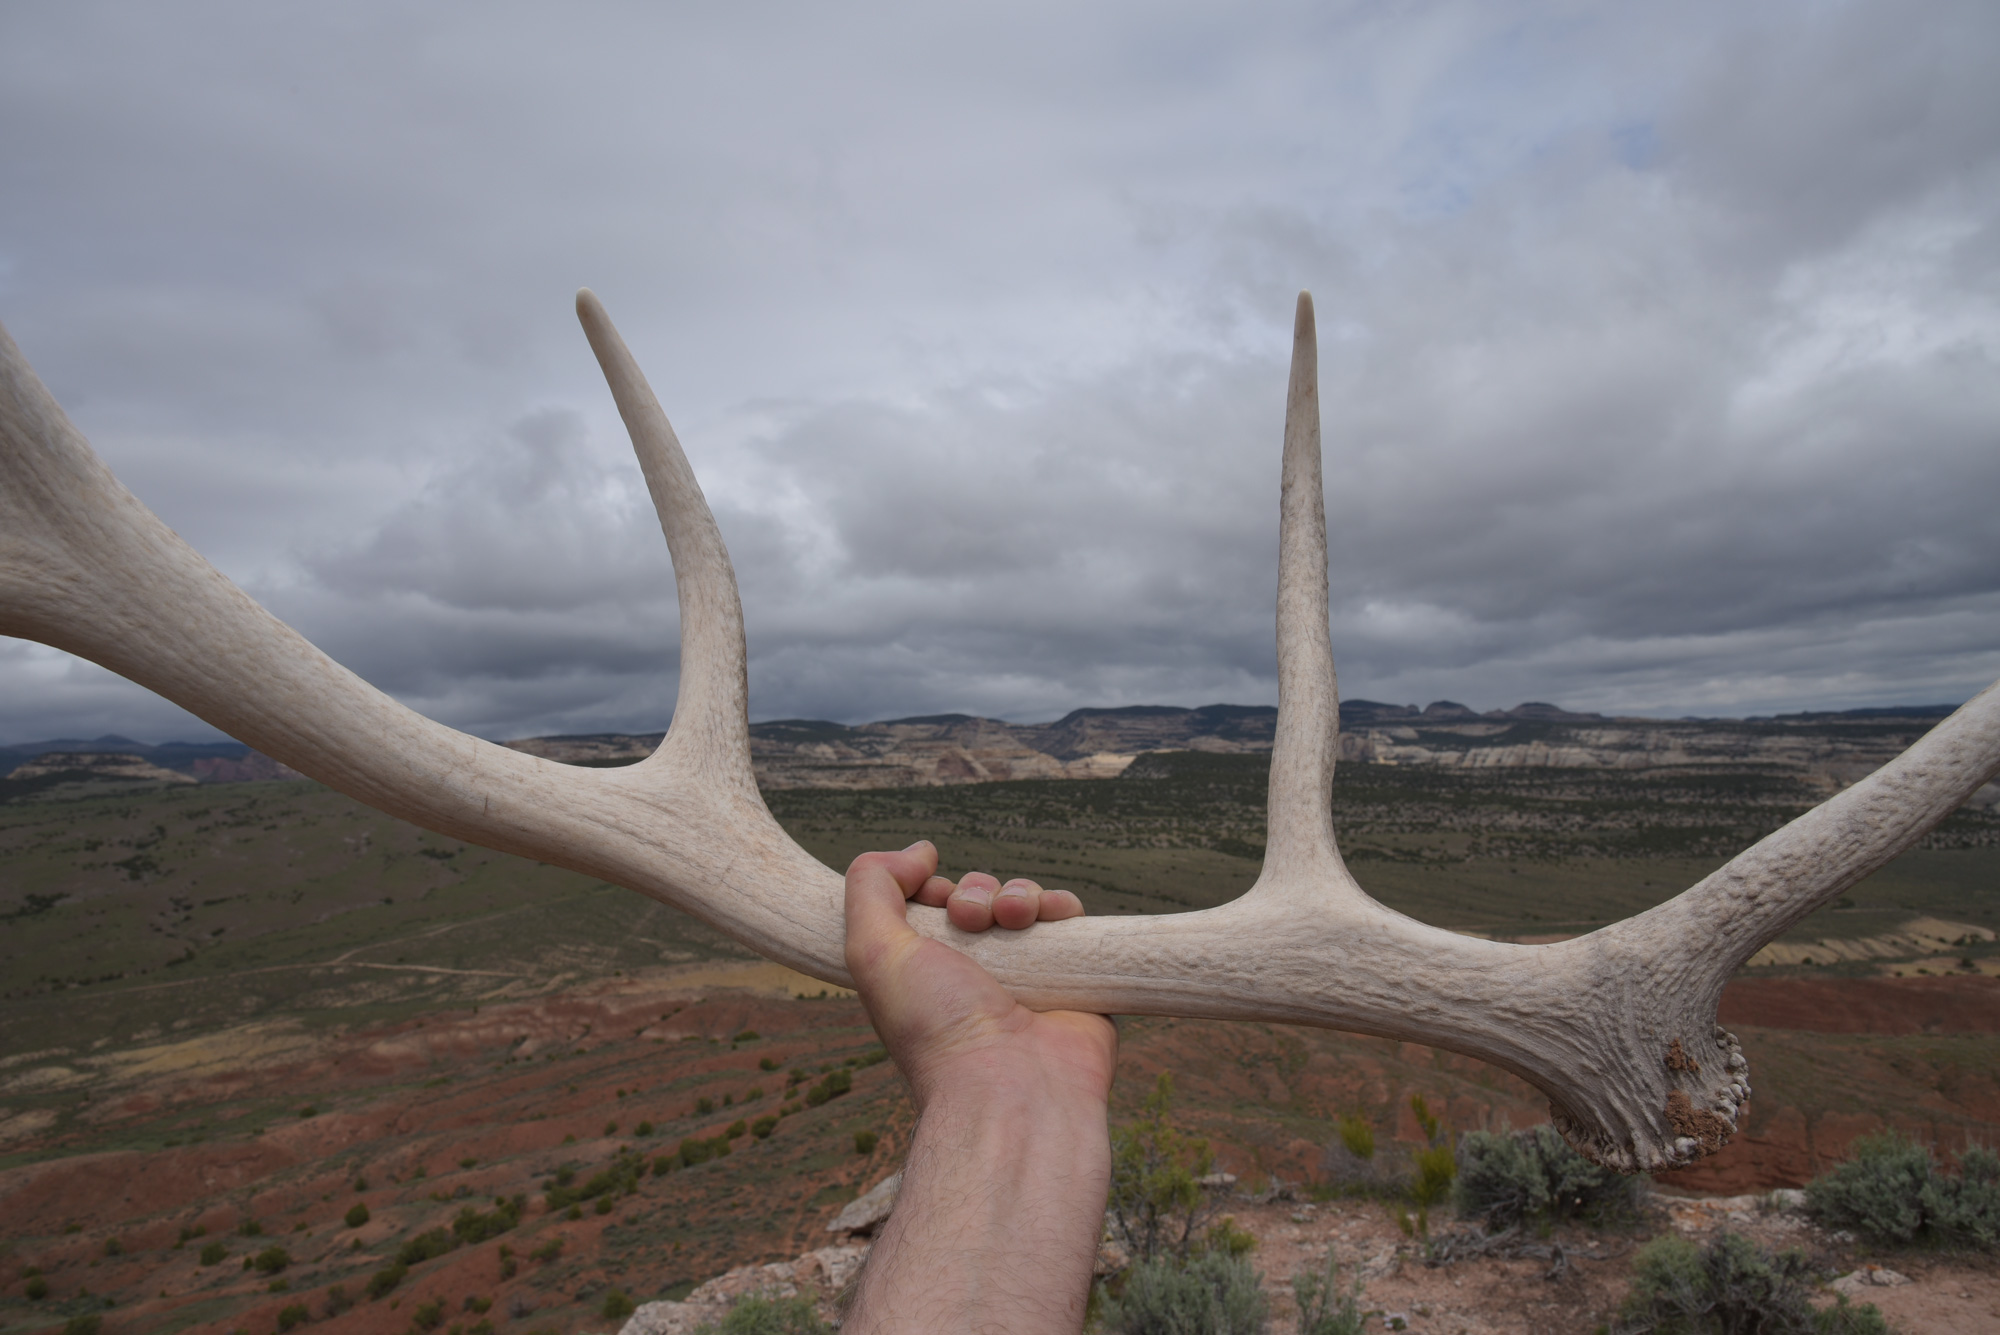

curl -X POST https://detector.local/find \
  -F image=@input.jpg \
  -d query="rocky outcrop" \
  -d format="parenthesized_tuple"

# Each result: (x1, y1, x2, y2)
(826, 1170, 901, 1234)
(617, 1242, 871, 1334)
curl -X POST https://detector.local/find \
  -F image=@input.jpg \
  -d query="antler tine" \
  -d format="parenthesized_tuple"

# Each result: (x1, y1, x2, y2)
(1260, 292, 1349, 888)
(1658, 680, 2000, 979)
(0, 318, 553, 846)
(574, 290, 757, 799)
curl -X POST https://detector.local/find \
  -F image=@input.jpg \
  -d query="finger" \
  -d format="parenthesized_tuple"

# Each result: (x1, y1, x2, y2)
(845, 843, 942, 976)
(1036, 888, 1085, 922)
(946, 871, 999, 933)
(913, 875, 957, 908)
(992, 877, 1041, 931)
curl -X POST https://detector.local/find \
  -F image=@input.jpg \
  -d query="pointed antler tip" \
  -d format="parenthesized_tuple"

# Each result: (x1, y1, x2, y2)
(575, 287, 603, 321)
(1294, 291, 1315, 339)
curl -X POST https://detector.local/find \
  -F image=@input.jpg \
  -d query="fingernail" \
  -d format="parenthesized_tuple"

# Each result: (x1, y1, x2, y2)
(902, 840, 929, 854)
(997, 882, 1029, 899)
(958, 884, 992, 906)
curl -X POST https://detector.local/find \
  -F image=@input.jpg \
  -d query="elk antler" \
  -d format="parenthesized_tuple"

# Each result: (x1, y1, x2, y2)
(3, 293, 1996, 1172)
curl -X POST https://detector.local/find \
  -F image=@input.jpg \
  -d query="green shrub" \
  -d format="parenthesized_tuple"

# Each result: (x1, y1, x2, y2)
(323, 1283, 353, 1316)
(760, 1056, 779, 1071)
(344, 1202, 371, 1228)
(1107, 1073, 1227, 1265)
(854, 1129, 878, 1155)
(1454, 1124, 1645, 1233)
(276, 1301, 310, 1331)
(1335, 1114, 1374, 1161)
(735, 1030, 760, 1042)
(1805, 1133, 2000, 1249)
(237, 1218, 263, 1237)
(680, 1134, 733, 1166)
(365, 1262, 407, 1298)
(198, 1241, 227, 1265)
(602, 1289, 637, 1319)
(101, 1237, 123, 1257)
(605, 1120, 619, 1136)
(753, 1116, 779, 1140)
(394, 1227, 456, 1267)
(636, 1120, 654, 1136)
(804, 1070, 852, 1107)
(253, 1245, 292, 1274)
(530, 1235, 564, 1262)
(1204, 1216, 1256, 1257)
(1102, 1251, 1267, 1335)
(595, 1195, 614, 1215)
(654, 1154, 676, 1175)
(694, 1293, 833, 1334)
(23, 1274, 49, 1299)
(1292, 1249, 1364, 1335)
(1403, 1096, 1454, 1236)
(727, 1119, 748, 1140)
(411, 1296, 445, 1330)
(697, 1097, 715, 1115)
(61, 1316, 101, 1335)
(452, 1196, 524, 1244)
(1616, 1232, 1888, 1334)
(545, 1150, 646, 1208)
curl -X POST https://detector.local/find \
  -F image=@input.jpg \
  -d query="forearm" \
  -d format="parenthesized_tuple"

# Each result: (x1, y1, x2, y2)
(846, 1070, 1110, 1334)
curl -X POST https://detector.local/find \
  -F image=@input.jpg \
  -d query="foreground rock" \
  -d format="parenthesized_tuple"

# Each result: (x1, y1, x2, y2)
(620, 1243, 870, 1334)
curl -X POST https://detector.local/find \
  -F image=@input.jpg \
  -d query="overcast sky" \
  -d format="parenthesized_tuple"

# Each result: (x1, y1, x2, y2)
(2, 1, 1997, 745)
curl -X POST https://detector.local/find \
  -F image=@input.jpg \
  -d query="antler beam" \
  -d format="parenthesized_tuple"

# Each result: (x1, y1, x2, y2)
(3, 293, 1996, 1173)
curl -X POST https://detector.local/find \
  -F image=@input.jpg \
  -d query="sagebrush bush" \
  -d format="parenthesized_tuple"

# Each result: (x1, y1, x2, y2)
(601, 1288, 637, 1319)
(693, 1293, 833, 1334)
(344, 1201, 370, 1228)
(1454, 1124, 1645, 1232)
(1805, 1133, 2000, 1250)
(1102, 1251, 1268, 1335)
(1615, 1232, 1887, 1335)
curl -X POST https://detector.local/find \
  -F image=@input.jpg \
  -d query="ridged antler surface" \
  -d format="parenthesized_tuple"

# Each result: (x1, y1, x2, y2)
(3, 291, 1996, 1172)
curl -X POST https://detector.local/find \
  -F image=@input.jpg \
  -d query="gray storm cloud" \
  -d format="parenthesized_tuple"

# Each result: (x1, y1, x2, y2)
(0, 1, 1995, 744)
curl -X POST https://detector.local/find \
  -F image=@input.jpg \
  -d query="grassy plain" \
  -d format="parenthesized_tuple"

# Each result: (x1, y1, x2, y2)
(3, 754, 1996, 1063)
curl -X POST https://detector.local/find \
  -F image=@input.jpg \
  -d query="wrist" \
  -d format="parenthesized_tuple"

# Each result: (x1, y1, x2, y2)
(898, 1033, 1114, 1120)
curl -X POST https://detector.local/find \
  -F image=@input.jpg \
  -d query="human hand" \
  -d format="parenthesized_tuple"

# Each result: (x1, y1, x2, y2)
(843, 841, 1115, 1113)
(842, 842, 1116, 1333)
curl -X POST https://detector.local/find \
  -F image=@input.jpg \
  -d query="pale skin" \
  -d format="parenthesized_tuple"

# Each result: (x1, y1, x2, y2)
(842, 841, 1116, 1335)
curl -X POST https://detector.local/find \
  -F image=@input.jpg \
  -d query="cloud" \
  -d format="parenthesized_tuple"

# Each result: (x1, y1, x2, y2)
(1, 1, 1996, 745)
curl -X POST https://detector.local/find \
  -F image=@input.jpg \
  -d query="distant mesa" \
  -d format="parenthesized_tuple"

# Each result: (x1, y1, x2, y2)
(0, 737, 300, 790)
(4, 751, 196, 787)
(500, 698, 1982, 797)
(3, 699, 1975, 800)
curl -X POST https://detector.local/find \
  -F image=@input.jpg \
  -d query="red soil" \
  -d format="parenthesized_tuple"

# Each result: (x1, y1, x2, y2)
(0, 972, 1994, 1331)
(1720, 975, 2000, 1035)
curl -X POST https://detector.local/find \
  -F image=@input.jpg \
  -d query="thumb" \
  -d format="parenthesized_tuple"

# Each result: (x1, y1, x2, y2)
(844, 841, 940, 979)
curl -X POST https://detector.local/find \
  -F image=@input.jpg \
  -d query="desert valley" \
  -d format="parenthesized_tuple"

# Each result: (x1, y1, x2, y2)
(1, 701, 1996, 1333)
